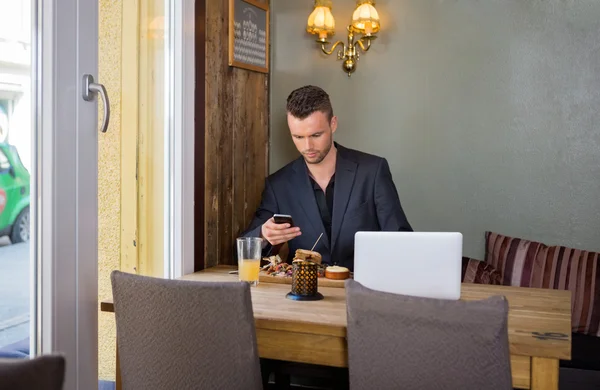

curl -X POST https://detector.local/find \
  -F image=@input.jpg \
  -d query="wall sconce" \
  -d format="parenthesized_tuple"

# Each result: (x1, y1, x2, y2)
(306, 0, 381, 77)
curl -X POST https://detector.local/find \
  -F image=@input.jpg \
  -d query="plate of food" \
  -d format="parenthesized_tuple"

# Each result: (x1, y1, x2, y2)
(259, 249, 351, 288)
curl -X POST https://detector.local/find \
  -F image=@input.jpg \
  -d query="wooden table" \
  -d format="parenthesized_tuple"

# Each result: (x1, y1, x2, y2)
(101, 266, 571, 390)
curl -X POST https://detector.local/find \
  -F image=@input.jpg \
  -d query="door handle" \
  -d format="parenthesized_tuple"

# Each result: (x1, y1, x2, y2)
(82, 74, 110, 133)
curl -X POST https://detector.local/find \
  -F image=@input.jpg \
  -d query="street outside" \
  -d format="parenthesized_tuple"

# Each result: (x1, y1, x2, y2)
(0, 0, 33, 353)
(0, 236, 29, 350)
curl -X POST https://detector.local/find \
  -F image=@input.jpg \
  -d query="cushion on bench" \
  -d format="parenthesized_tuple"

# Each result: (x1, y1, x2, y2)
(461, 257, 502, 285)
(484, 231, 599, 337)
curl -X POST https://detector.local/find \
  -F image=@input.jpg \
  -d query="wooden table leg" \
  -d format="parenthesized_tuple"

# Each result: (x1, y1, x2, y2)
(116, 343, 122, 390)
(531, 357, 559, 390)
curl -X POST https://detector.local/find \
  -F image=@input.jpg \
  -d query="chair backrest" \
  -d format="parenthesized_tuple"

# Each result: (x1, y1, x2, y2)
(345, 279, 512, 390)
(0, 355, 65, 390)
(111, 271, 262, 390)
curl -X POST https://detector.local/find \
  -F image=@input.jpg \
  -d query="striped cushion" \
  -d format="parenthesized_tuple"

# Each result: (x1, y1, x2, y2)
(461, 257, 502, 285)
(485, 231, 600, 337)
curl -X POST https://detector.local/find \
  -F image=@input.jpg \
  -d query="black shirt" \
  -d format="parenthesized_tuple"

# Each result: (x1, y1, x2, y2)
(309, 174, 335, 242)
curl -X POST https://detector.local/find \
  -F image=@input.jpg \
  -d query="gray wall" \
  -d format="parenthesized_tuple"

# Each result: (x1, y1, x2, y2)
(269, 0, 600, 259)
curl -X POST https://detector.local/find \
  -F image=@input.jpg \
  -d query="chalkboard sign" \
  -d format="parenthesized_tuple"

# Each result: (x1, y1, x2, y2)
(229, 0, 269, 73)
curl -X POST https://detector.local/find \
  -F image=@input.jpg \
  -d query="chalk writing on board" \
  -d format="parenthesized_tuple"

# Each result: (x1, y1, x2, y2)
(229, 0, 268, 72)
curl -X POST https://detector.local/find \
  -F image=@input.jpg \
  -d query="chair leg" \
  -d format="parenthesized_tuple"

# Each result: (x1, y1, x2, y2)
(260, 359, 274, 389)
(332, 369, 349, 390)
(274, 372, 291, 390)
(260, 359, 292, 390)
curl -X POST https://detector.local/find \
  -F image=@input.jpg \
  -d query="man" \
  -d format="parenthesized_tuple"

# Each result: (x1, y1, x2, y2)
(242, 85, 412, 271)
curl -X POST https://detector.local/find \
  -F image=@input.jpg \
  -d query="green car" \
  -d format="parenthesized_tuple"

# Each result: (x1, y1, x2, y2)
(0, 143, 30, 243)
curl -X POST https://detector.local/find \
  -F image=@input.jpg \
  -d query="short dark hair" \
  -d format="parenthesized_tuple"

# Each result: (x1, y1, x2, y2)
(286, 85, 334, 121)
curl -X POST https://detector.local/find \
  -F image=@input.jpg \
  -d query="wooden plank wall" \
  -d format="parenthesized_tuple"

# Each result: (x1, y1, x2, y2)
(203, 0, 270, 268)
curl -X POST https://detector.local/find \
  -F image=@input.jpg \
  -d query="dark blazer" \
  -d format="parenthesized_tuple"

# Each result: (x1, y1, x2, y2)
(241, 144, 412, 271)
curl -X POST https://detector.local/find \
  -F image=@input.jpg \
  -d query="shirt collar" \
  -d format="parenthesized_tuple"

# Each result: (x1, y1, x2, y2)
(309, 174, 335, 191)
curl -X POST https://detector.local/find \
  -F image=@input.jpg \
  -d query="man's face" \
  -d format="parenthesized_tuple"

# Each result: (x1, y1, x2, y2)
(287, 111, 338, 165)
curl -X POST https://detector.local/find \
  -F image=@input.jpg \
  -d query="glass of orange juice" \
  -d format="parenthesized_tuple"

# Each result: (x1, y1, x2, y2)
(236, 237, 263, 286)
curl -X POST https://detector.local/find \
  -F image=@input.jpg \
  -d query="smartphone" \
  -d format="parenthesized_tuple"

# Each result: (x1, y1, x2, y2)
(273, 214, 294, 227)
(271, 214, 294, 256)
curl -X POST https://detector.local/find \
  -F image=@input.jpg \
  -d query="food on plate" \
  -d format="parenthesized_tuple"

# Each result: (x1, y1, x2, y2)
(265, 262, 294, 277)
(262, 250, 327, 277)
(293, 249, 322, 264)
(263, 254, 283, 266)
(325, 265, 350, 280)
(293, 249, 326, 277)
(262, 254, 293, 277)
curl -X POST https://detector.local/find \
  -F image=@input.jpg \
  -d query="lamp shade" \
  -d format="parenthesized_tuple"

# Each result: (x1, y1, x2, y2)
(351, 0, 380, 35)
(307, 0, 335, 40)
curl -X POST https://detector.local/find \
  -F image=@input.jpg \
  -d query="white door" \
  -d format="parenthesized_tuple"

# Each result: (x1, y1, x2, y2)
(37, 0, 100, 389)
(31, 1, 195, 388)
(0, 0, 194, 387)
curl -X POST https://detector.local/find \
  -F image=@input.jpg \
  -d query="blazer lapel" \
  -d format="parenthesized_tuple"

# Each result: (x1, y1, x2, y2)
(331, 146, 357, 251)
(289, 158, 330, 250)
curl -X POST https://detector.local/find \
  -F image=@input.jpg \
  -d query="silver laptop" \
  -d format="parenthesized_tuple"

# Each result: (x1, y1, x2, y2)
(353, 231, 463, 300)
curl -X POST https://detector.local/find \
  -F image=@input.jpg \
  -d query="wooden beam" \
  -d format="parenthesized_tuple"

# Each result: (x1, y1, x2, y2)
(531, 357, 559, 390)
(204, 0, 270, 268)
(195, 0, 206, 272)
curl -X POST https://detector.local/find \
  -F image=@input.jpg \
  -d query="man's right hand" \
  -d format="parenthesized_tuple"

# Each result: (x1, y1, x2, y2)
(261, 217, 302, 246)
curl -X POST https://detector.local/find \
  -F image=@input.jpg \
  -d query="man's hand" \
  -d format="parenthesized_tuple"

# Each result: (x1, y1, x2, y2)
(261, 217, 301, 246)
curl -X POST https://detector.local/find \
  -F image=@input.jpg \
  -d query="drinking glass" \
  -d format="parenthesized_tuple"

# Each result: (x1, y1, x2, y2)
(236, 237, 263, 286)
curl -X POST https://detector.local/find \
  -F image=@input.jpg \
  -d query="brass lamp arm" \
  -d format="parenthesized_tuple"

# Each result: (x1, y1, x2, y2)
(354, 37, 372, 53)
(320, 40, 345, 56)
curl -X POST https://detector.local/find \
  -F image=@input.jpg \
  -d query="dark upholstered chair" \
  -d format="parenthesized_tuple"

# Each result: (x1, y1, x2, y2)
(111, 270, 262, 390)
(345, 279, 512, 390)
(0, 354, 65, 390)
